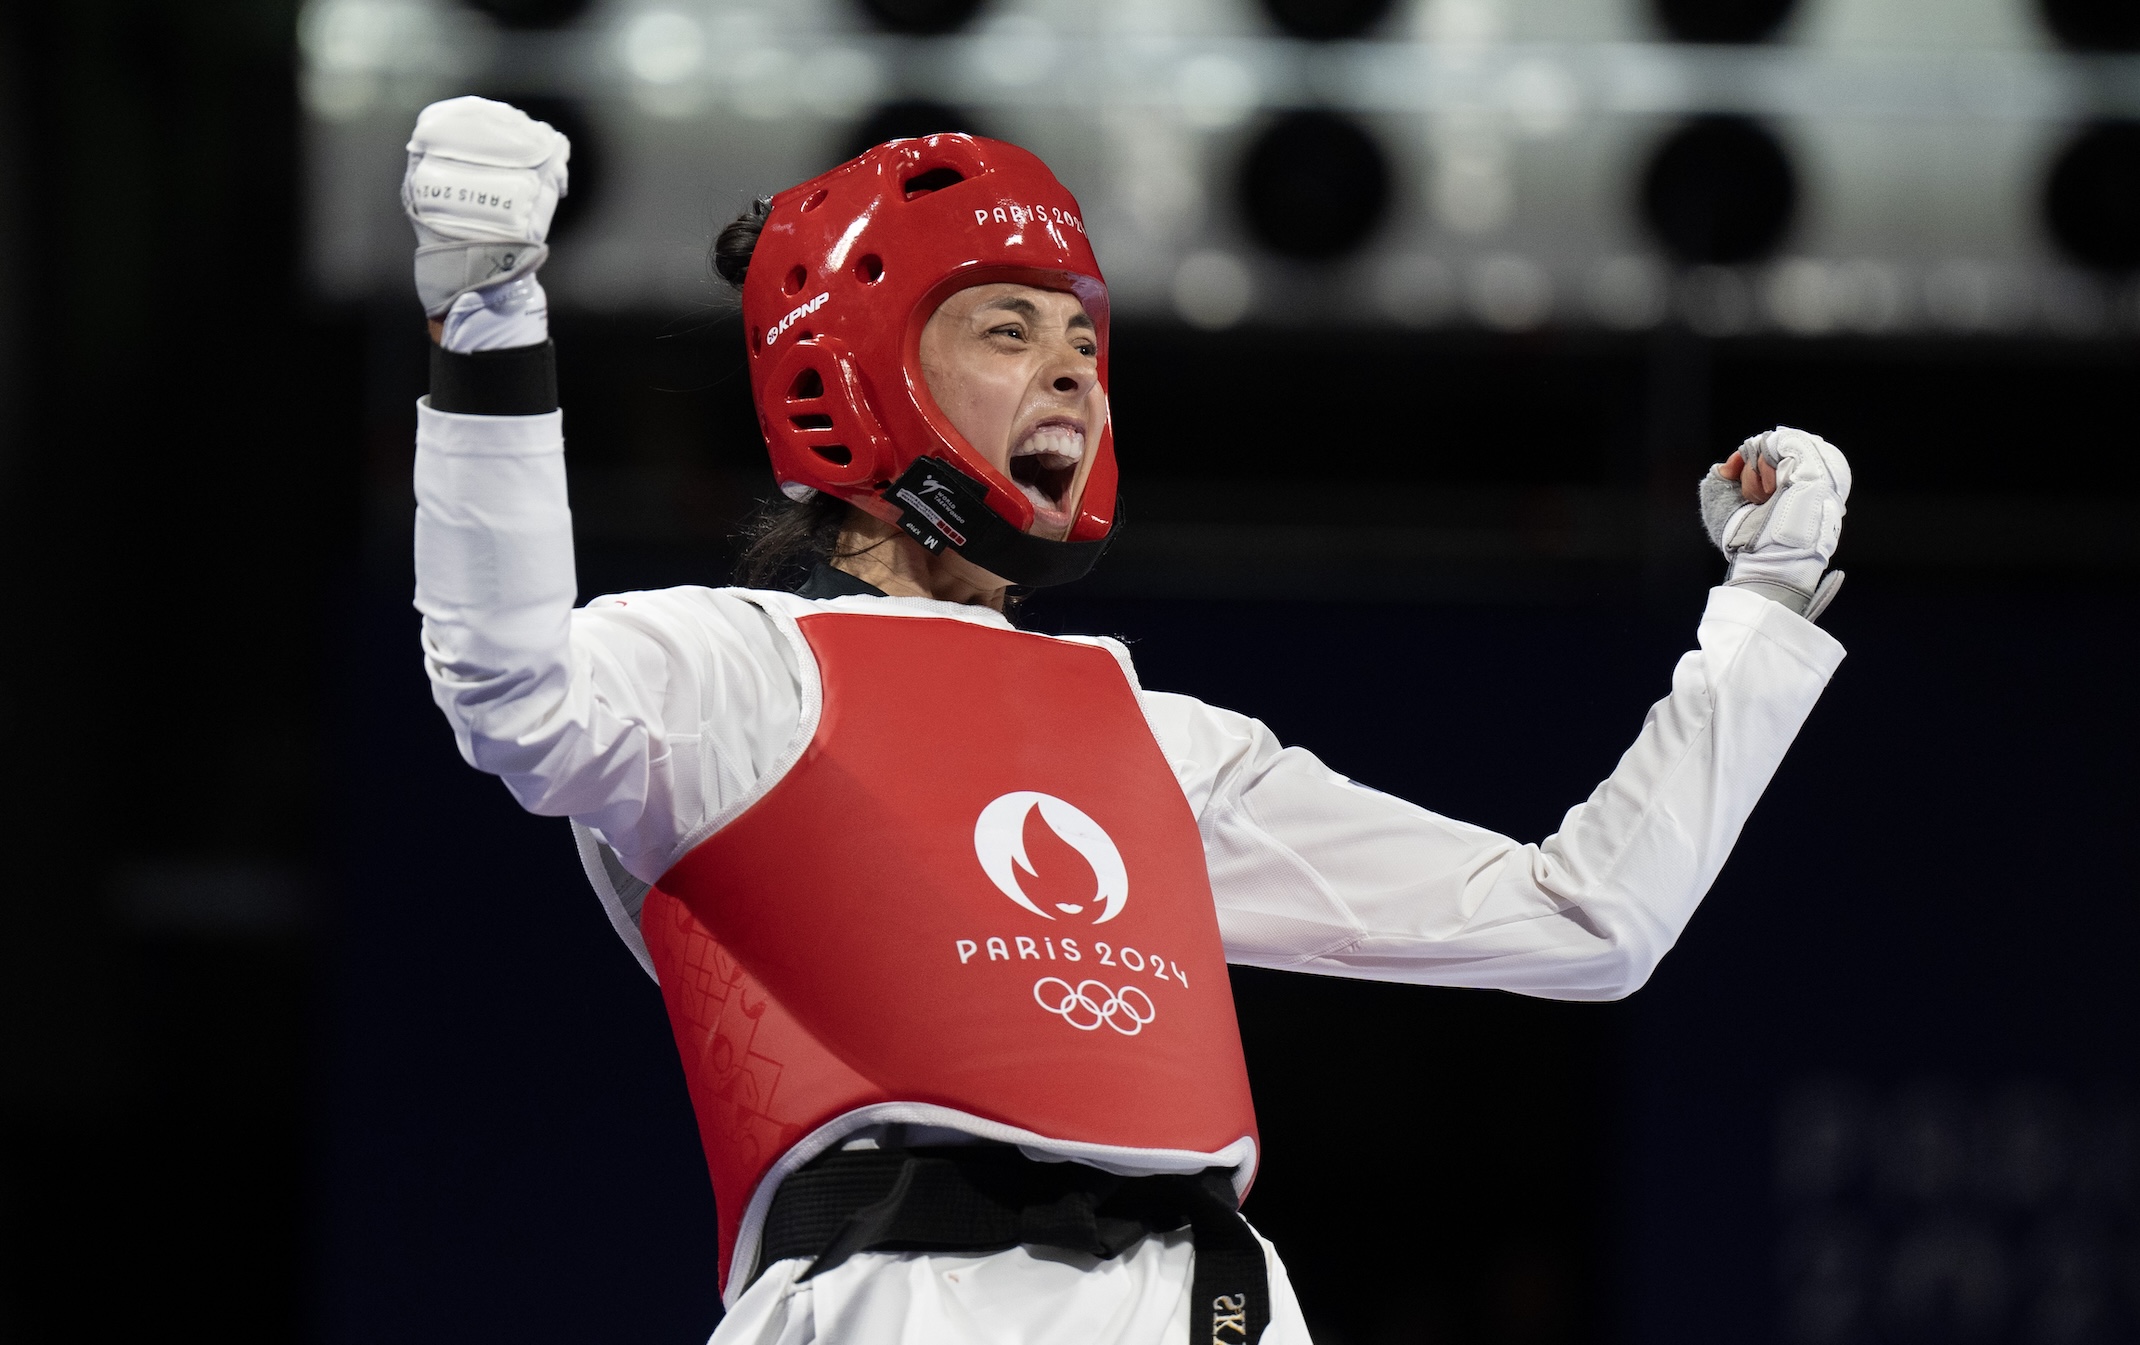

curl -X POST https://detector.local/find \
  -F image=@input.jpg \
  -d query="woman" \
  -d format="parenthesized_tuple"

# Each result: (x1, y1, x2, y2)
(405, 96, 1850, 1345)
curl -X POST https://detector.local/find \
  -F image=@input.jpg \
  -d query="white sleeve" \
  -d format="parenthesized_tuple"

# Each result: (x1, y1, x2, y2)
(1146, 587, 1846, 1001)
(411, 399, 803, 886)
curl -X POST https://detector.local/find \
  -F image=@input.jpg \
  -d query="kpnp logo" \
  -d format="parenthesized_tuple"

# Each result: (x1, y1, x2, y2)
(973, 792, 1127, 924)
(764, 291, 829, 345)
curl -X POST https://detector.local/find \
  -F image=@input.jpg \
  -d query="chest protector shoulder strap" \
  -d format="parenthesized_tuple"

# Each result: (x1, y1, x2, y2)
(642, 611, 1259, 1291)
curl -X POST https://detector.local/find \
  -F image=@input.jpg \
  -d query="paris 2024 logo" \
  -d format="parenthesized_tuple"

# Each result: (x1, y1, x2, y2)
(971, 790, 1128, 923)
(968, 792, 1182, 1035)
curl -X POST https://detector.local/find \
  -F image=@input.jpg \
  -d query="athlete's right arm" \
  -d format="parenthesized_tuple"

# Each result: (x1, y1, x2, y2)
(407, 98, 803, 886)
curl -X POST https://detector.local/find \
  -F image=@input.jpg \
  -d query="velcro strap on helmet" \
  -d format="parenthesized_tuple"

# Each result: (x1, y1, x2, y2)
(884, 457, 1112, 588)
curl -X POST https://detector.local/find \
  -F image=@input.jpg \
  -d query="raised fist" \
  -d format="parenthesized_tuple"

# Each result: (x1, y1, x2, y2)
(402, 96, 570, 350)
(1698, 427, 1852, 620)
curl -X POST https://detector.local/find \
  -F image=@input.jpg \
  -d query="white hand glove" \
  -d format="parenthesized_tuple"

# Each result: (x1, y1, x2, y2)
(1698, 426, 1851, 621)
(402, 96, 569, 352)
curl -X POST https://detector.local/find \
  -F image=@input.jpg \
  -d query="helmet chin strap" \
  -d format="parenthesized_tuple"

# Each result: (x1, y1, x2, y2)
(883, 457, 1113, 588)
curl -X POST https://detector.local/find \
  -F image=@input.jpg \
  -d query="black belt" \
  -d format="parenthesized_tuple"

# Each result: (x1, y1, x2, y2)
(758, 1141, 1270, 1345)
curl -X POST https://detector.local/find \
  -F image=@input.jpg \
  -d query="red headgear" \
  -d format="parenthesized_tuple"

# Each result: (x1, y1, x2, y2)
(741, 135, 1116, 587)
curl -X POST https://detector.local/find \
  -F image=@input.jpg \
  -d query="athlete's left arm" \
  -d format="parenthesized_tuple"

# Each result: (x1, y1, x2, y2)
(1144, 587, 1844, 1001)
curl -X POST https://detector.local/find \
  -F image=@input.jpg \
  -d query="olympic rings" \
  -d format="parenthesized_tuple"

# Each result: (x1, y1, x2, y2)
(1032, 977, 1158, 1036)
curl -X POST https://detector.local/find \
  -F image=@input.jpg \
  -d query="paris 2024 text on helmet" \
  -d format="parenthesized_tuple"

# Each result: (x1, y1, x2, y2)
(742, 134, 1117, 588)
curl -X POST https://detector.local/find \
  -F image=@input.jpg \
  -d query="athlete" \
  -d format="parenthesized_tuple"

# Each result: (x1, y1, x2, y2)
(406, 97, 1850, 1345)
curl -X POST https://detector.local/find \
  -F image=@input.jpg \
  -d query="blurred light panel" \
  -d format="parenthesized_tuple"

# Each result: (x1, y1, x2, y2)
(302, 0, 2140, 334)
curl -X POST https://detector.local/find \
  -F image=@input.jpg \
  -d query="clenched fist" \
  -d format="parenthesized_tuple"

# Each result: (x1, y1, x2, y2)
(403, 96, 570, 352)
(1699, 427, 1852, 621)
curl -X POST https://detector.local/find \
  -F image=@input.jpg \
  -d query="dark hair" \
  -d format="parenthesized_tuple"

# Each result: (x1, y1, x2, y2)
(715, 194, 851, 588)
(712, 196, 771, 291)
(732, 490, 856, 591)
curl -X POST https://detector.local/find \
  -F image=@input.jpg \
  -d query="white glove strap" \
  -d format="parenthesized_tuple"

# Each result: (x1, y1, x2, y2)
(414, 240, 548, 319)
(439, 275, 549, 354)
(1728, 569, 1844, 620)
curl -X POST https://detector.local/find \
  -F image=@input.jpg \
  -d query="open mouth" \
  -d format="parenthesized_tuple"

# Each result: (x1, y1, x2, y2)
(1008, 419, 1085, 523)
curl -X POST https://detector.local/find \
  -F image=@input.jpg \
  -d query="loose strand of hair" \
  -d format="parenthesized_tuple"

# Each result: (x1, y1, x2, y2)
(733, 491, 849, 591)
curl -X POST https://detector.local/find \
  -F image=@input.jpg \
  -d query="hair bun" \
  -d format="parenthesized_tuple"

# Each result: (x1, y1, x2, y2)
(711, 195, 772, 290)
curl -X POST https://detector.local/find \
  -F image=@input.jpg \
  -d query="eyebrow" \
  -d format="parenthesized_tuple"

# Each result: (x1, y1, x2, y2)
(979, 296, 1096, 333)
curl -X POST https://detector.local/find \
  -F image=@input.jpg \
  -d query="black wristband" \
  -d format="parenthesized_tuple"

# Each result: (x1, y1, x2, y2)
(429, 340, 558, 416)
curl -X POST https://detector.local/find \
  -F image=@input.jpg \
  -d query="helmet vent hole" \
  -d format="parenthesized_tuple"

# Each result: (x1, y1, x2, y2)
(811, 444, 853, 466)
(903, 166, 965, 198)
(787, 368, 824, 400)
(790, 414, 836, 431)
(783, 264, 808, 295)
(856, 254, 884, 283)
(801, 188, 829, 213)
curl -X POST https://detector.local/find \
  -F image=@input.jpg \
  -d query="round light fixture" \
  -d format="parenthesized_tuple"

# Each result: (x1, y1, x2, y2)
(1651, 0, 1796, 43)
(2045, 121, 2140, 271)
(855, 0, 990, 36)
(1238, 111, 1393, 262)
(2038, 0, 2140, 51)
(1258, 0, 1400, 41)
(1641, 116, 1797, 266)
(462, 0, 593, 30)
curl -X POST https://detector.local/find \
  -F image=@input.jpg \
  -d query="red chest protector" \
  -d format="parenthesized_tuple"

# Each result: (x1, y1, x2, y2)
(641, 610, 1259, 1291)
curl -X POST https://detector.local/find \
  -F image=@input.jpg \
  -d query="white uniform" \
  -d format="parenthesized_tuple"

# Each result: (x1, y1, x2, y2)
(413, 400, 1847, 1343)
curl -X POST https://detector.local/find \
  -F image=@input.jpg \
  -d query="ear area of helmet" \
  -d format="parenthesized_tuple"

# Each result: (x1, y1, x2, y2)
(760, 336, 893, 492)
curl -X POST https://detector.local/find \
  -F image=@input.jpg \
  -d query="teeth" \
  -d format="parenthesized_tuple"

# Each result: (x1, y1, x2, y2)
(1013, 425, 1084, 462)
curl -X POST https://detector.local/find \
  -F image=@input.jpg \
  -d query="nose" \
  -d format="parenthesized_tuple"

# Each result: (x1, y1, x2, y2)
(1041, 338, 1094, 399)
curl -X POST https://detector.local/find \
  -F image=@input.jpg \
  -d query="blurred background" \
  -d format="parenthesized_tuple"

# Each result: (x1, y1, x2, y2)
(0, 0, 2135, 1340)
